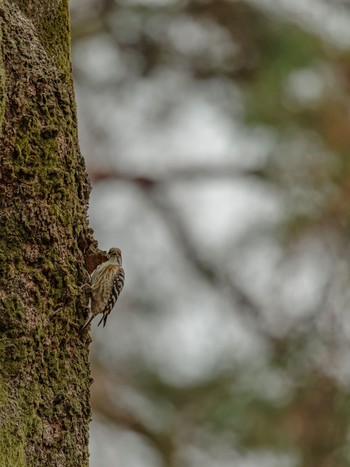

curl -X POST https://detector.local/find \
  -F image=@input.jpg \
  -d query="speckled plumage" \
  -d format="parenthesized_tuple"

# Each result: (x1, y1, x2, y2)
(81, 248, 125, 331)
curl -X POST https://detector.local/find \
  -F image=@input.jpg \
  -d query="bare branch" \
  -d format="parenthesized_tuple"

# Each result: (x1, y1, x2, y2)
(88, 166, 268, 185)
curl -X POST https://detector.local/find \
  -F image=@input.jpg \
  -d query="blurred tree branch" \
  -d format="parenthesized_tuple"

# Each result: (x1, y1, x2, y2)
(88, 165, 269, 185)
(89, 167, 277, 341)
(91, 361, 177, 467)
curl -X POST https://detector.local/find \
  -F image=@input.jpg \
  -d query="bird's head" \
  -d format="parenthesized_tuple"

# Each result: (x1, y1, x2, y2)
(108, 247, 123, 265)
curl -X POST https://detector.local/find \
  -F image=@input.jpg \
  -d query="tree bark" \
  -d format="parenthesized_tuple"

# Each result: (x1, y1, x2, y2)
(0, 0, 94, 465)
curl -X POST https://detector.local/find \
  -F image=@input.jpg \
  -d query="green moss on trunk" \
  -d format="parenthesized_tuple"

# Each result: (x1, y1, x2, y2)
(0, 0, 94, 464)
(14, 0, 72, 76)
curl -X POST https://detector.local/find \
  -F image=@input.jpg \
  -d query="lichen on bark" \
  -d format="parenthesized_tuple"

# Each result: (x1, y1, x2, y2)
(0, 0, 94, 465)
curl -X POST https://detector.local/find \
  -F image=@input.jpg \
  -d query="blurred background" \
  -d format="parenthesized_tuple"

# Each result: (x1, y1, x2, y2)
(70, 0, 350, 465)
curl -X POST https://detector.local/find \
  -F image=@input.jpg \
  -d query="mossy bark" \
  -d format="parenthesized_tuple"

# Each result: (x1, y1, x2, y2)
(0, 0, 94, 465)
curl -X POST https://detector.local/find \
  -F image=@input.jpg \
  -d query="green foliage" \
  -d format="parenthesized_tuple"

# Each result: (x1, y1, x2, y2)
(244, 25, 321, 126)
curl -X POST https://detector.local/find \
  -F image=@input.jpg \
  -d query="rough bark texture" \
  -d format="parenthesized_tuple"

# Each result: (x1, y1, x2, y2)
(0, 0, 96, 465)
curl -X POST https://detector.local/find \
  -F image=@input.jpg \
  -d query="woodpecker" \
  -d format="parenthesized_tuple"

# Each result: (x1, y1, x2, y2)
(81, 247, 125, 331)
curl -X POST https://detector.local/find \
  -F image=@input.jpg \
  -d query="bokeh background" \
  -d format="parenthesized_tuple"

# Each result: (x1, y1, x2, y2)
(70, 1, 350, 466)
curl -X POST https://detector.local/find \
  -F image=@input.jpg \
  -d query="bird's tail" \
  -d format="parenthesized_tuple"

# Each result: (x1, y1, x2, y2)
(97, 313, 105, 327)
(97, 311, 110, 327)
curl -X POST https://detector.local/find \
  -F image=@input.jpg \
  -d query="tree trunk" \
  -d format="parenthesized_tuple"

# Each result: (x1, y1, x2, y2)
(0, 1, 94, 465)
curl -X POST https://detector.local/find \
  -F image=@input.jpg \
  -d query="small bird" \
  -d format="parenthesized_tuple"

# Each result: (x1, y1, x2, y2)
(81, 247, 125, 331)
